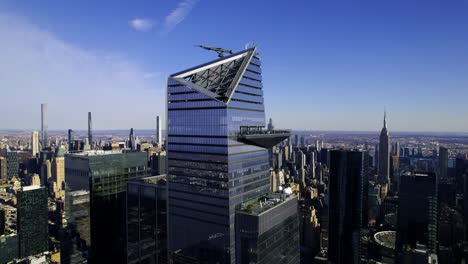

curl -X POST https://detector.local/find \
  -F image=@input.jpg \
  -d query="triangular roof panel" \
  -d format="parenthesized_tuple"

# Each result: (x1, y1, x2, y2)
(171, 48, 255, 103)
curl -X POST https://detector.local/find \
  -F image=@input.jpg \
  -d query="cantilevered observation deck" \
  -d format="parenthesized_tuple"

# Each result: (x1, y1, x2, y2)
(234, 126, 290, 149)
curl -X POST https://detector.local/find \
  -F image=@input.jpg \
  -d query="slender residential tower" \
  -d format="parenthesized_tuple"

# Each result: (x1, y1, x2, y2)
(88, 112, 93, 150)
(156, 115, 162, 146)
(31, 131, 39, 157)
(166, 47, 295, 263)
(378, 110, 390, 191)
(41, 103, 48, 149)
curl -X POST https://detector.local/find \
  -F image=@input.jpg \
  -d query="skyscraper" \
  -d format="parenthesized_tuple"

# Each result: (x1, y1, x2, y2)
(127, 175, 167, 264)
(129, 128, 136, 151)
(0, 157, 6, 180)
(41, 103, 48, 149)
(51, 149, 65, 198)
(267, 118, 274, 131)
(40, 159, 51, 185)
(31, 131, 39, 157)
(396, 172, 438, 255)
(166, 47, 291, 263)
(378, 111, 390, 192)
(65, 150, 149, 264)
(6, 151, 19, 180)
(17, 185, 48, 258)
(88, 112, 93, 150)
(439, 146, 449, 180)
(67, 129, 74, 152)
(235, 193, 300, 263)
(156, 115, 162, 146)
(328, 150, 369, 264)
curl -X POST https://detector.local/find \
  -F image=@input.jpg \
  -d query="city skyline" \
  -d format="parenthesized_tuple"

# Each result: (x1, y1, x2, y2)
(1, 1, 468, 263)
(1, 0, 468, 131)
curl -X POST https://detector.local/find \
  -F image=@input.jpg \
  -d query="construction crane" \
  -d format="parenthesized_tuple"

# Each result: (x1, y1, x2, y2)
(196, 45, 234, 57)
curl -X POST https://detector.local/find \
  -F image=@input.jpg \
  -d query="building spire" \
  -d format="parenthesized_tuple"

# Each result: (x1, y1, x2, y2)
(383, 107, 387, 129)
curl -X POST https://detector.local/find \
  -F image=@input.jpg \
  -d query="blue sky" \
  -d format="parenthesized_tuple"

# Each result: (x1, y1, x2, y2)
(0, 0, 467, 131)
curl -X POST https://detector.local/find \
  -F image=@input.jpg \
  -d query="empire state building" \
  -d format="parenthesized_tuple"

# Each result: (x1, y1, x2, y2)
(378, 111, 390, 196)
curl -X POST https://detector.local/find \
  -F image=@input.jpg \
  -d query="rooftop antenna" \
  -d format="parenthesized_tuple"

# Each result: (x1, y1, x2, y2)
(244, 41, 257, 50)
(196, 45, 233, 57)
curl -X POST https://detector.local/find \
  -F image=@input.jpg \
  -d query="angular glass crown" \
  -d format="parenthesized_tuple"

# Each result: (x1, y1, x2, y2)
(170, 48, 256, 103)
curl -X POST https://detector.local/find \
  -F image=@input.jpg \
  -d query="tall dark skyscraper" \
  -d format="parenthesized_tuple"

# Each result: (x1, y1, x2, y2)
(129, 128, 136, 150)
(88, 112, 93, 150)
(378, 111, 390, 193)
(6, 151, 19, 180)
(41, 103, 48, 149)
(439, 146, 448, 180)
(328, 150, 369, 264)
(17, 186, 48, 258)
(65, 150, 150, 264)
(127, 175, 167, 264)
(67, 129, 74, 152)
(396, 172, 438, 256)
(166, 47, 292, 263)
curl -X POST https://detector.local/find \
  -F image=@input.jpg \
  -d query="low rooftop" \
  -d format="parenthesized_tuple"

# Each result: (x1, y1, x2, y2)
(66, 149, 122, 157)
(131, 175, 167, 186)
(238, 192, 296, 216)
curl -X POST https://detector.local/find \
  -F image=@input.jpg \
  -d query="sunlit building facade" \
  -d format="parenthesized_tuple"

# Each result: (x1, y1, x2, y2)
(166, 47, 292, 263)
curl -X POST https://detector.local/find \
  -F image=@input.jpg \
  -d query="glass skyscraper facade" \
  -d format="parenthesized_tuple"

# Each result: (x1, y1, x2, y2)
(65, 150, 149, 264)
(328, 150, 370, 264)
(127, 175, 167, 264)
(6, 151, 19, 180)
(167, 47, 290, 263)
(235, 193, 300, 264)
(17, 186, 48, 258)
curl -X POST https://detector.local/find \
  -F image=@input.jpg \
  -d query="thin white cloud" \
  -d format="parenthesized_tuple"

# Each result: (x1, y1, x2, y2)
(163, 0, 198, 32)
(0, 14, 165, 130)
(129, 18, 155, 32)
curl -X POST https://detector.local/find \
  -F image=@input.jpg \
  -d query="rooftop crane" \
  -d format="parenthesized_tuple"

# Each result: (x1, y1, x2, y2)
(196, 45, 234, 57)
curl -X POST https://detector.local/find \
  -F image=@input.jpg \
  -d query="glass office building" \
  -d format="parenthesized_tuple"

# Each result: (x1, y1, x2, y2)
(328, 150, 370, 264)
(127, 175, 167, 264)
(65, 150, 150, 264)
(17, 186, 48, 258)
(166, 47, 291, 263)
(6, 151, 19, 180)
(235, 193, 300, 264)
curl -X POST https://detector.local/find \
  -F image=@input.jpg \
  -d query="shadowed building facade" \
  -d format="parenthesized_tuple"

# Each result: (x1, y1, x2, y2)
(328, 150, 370, 264)
(166, 47, 293, 263)
(127, 175, 168, 264)
(65, 150, 149, 264)
(396, 172, 438, 257)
